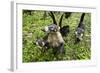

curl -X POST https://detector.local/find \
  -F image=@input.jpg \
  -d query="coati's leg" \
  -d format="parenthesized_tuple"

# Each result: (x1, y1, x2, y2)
(53, 43, 65, 60)
(58, 43, 65, 54)
(53, 43, 65, 55)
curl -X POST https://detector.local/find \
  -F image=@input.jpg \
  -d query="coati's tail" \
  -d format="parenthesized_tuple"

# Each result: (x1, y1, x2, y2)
(80, 13, 85, 22)
(78, 13, 85, 27)
(49, 11, 57, 25)
(59, 14, 64, 28)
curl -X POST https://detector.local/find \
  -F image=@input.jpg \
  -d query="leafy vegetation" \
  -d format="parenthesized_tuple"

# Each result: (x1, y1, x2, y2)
(22, 10, 91, 62)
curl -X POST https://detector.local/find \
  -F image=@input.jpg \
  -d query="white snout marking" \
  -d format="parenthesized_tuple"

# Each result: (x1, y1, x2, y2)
(45, 26, 49, 32)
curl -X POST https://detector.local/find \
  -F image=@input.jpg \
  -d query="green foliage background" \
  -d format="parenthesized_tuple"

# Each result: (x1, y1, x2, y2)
(22, 10, 91, 62)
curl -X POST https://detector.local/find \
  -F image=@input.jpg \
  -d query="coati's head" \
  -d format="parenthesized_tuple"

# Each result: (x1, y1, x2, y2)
(42, 24, 60, 33)
(35, 39, 45, 47)
(75, 28, 84, 40)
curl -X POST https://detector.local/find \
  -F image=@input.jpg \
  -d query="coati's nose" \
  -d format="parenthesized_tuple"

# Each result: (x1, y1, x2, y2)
(41, 27, 49, 32)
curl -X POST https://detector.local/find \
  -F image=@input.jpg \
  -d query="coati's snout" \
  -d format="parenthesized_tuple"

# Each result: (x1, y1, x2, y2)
(41, 26, 49, 32)
(42, 24, 60, 33)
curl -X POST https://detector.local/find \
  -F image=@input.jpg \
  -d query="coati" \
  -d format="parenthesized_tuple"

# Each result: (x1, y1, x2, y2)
(36, 24, 65, 54)
(75, 13, 85, 44)
(43, 24, 65, 54)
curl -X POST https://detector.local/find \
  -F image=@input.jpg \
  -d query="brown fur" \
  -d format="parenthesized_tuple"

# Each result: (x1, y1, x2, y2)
(47, 31, 64, 47)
